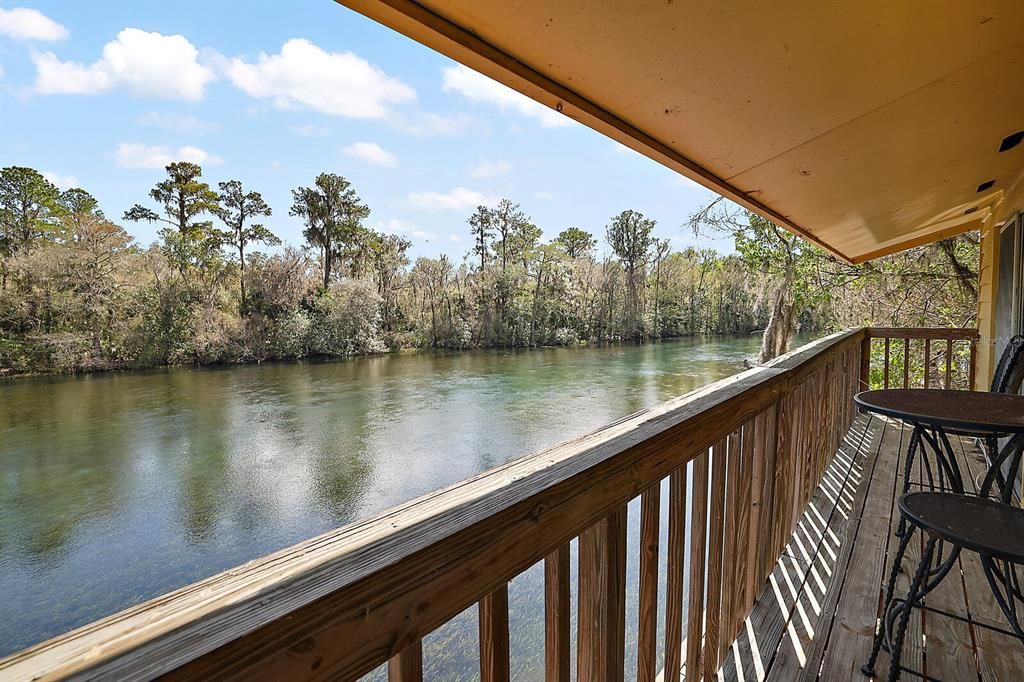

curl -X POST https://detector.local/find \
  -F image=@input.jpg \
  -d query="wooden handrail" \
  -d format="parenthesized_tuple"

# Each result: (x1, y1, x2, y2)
(863, 326, 979, 341)
(1, 329, 867, 682)
(860, 327, 979, 391)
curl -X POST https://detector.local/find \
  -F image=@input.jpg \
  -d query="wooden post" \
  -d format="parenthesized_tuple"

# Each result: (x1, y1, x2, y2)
(903, 338, 910, 388)
(745, 411, 766, 607)
(969, 337, 978, 391)
(637, 485, 661, 682)
(388, 640, 423, 682)
(883, 337, 890, 389)
(736, 419, 754, 620)
(702, 439, 728, 681)
(545, 545, 570, 682)
(859, 332, 872, 389)
(945, 338, 953, 389)
(664, 467, 687, 682)
(685, 452, 710, 682)
(924, 338, 931, 389)
(578, 507, 626, 682)
(479, 586, 510, 682)
(719, 431, 741, 662)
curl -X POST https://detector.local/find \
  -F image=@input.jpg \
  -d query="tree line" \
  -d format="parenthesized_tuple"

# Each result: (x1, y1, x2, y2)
(0, 163, 978, 374)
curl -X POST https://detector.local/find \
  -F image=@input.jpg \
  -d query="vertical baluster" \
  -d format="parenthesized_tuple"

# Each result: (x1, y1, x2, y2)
(388, 640, 423, 682)
(480, 586, 510, 682)
(545, 545, 570, 682)
(702, 439, 728, 681)
(578, 506, 626, 682)
(737, 419, 754, 621)
(883, 337, 890, 389)
(924, 338, 931, 389)
(664, 466, 688, 682)
(945, 338, 953, 389)
(637, 484, 661, 682)
(969, 337, 978, 390)
(859, 333, 871, 389)
(903, 338, 910, 389)
(719, 431, 740, 663)
(746, 411, 766, 606)
(685, 451, 709, 681)
(760, 403, 779, 582)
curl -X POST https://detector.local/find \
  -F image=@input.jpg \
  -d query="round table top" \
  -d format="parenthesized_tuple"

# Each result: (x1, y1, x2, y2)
(898, 492, 1024, 563)
(855, 389, 1024, 434)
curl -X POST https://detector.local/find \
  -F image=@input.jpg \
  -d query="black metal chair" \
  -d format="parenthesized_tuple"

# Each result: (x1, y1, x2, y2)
(863, 492, 1024, 681)
(974, 334, 1024, 499)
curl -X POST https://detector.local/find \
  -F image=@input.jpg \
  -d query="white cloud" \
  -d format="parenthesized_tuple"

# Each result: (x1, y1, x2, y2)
(0, 7, 68, 42)
(115, 142, 222, 169)
(442, 65, 570, 128)
(534, 191, 554, 200)
(290, 123, 328, 137)
(377, 218, 433, 241)
(342, 141, 397, 168)
(449, 234, 462, 244)
(469, 159, 511, 178)
(393, 111, 473, 136)
(42, 171, 79, 189)
(406, 187, 497, 212)
(33, 28, 214, 100)
(226, 39, 415, 118)
(137, 111, 213, 132)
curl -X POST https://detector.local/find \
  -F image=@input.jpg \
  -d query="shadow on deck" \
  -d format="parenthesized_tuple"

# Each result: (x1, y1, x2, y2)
(696, 414, 1023, 682)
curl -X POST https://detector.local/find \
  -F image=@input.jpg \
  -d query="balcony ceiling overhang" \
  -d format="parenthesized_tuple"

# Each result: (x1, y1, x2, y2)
(338, 0, 1024, 263)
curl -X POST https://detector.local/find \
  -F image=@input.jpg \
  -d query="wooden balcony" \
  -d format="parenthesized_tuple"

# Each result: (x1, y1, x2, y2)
(2, 326, 1005, 682)
(716, 403, 1022, 681)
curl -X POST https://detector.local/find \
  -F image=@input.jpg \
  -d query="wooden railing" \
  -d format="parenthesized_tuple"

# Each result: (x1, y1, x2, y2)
(2, 330, 867, 682)
(860, 327, 979, 392)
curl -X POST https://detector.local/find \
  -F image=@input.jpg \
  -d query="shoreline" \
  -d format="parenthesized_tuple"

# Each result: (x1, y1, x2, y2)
(0, 331, 767, 381)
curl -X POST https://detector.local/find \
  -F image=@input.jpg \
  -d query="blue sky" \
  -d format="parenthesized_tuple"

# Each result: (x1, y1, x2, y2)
(0, 1, 734, 260)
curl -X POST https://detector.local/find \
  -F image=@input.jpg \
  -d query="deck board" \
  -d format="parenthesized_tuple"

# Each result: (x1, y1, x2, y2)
(707, 412, 1024, 681)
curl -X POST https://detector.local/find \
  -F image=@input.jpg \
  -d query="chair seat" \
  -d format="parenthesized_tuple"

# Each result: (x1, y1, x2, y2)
(899, 492, 1024, 563)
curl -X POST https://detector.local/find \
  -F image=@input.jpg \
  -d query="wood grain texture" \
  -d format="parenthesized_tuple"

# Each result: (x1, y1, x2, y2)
(387, 640, 422, 682)
(744, 411, 766, 610)
(479, 586, 510, 682)
(735, 419, 754, 627)
(636, 485, 661, 682)
(663, 467, 687, 682)
(719, 431, 741, 662)
(578, 507, 627, 682)
(702, 439, 728, 681)
(684, 452, 710, 682)
(544, 545, 570, 682)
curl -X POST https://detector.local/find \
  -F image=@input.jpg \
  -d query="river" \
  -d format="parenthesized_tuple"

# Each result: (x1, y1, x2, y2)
(0, 335, 778, 673)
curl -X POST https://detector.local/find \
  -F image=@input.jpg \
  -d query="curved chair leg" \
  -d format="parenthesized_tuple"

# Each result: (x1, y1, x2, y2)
(887, 536, 937, 682)
(981, 555, 1024, 640)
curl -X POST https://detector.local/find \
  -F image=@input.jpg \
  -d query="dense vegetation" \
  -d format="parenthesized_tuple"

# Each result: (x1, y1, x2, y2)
(0, 163, 979, 375)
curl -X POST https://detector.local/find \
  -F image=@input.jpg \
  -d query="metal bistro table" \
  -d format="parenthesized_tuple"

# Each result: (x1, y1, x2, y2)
(856, 389, 1024, 680)
(855, 389, 1024, 502)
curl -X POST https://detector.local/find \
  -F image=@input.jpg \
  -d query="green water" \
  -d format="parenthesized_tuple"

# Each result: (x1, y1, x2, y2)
(0, 335, 767, 669)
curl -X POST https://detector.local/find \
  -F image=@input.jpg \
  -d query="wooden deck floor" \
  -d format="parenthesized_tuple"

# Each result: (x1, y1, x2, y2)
(708, 413, 1024, 681)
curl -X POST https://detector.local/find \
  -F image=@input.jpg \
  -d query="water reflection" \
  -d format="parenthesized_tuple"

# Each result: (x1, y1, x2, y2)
(0, 336, 764, 656)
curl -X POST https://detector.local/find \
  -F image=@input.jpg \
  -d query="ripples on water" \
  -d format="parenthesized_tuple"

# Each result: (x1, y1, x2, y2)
(0, 335, 772, 671)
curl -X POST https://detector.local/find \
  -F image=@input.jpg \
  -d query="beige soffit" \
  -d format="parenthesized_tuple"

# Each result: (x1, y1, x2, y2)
(337, 0, 1024, 263)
